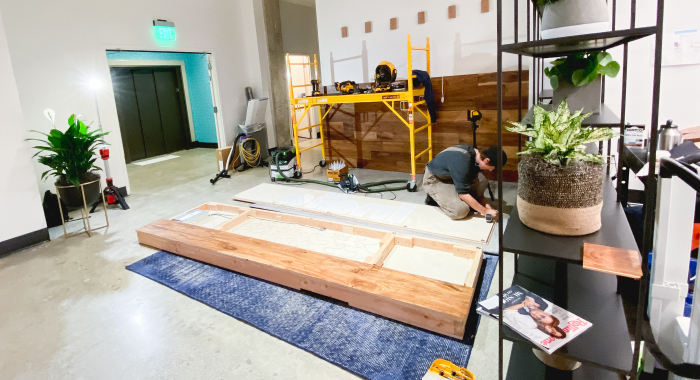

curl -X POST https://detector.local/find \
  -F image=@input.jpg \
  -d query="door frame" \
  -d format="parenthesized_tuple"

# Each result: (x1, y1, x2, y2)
(108, 59, 196, 142)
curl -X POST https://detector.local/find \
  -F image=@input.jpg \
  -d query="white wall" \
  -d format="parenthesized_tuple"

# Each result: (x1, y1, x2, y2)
(280, 1, 320, 59)
(604, 0, 700, 131)
(0, 10, 47, 242)
(315, 0, 530, 86)
(0, 0, 266, 195)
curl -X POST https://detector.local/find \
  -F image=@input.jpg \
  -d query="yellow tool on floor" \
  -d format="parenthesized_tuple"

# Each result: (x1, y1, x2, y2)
(422, 359, 476, 380)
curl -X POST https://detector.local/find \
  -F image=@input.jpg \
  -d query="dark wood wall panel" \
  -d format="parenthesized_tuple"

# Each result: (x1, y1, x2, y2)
(322, 71, 528, 182)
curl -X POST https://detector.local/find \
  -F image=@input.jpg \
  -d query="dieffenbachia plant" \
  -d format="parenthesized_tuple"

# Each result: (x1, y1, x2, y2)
(505, 100, 618, 166)
(544, 52, 620, 90)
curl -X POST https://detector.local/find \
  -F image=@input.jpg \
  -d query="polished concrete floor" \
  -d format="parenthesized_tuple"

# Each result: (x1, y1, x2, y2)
(0, 146, 515, 379)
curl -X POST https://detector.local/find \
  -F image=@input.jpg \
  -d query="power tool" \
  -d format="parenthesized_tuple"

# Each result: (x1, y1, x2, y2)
(335, 81, 357, 94)
(422, 359, 475, 380)
(374, 61, 397, 92)
(311, 79, 321, 96)
(270, 147, 300, 180)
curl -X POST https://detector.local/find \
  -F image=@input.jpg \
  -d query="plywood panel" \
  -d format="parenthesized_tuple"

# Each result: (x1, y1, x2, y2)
(234, 183, 495, 244)
(583, 243, 643, 279)
(383, 245, 474, 285)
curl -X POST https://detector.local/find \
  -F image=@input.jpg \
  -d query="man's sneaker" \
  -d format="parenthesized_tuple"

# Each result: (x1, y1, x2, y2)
(425, 195, 438, 207)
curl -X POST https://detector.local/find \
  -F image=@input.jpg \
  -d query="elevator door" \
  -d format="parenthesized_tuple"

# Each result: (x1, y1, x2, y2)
(110, 67, 191, 163)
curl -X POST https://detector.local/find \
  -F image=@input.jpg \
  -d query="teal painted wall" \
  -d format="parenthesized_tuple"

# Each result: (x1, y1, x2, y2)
(106, 51, 217, 143)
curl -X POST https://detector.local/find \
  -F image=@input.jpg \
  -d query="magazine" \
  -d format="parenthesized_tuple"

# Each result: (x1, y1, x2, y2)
(477, 285, 592, 354)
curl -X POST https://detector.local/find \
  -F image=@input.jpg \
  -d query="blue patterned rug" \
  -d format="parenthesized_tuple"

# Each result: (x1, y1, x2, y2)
(127, 251, 498, 380)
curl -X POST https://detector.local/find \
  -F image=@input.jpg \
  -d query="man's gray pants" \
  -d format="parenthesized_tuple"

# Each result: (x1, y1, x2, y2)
(422, 166, 489, 220)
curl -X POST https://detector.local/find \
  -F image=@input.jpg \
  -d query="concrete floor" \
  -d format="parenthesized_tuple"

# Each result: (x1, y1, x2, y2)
(0, 145, 516, 380)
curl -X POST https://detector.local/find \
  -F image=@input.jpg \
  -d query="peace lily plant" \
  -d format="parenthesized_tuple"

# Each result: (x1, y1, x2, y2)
(505, 99, 617, 166)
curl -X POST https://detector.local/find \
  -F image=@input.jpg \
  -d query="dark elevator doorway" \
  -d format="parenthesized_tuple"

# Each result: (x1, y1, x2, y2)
(110, 66, 192, 164)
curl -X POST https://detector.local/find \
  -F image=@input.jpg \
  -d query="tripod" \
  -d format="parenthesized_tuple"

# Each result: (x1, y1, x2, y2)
(470, 119, 496, 201)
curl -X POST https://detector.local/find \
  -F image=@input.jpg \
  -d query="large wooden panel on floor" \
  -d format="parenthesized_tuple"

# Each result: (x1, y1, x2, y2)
(321, 71, 528, 182)
(137, 203, 484, 339)
(233, 183, 495, 244)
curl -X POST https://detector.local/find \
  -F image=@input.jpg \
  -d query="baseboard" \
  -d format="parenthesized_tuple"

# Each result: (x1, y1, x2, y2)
(191, 141, 218, 149)
(0, 228, 50, 257)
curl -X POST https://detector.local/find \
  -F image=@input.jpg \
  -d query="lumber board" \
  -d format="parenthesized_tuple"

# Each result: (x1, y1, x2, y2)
(583, 243, 643, 279)
(137, 209, 482, 338)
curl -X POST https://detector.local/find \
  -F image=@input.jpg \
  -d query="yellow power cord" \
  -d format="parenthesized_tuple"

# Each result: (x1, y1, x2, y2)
(241, 137, 261, 167)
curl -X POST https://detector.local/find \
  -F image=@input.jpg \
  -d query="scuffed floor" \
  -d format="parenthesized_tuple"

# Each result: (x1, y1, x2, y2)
(0, 146, 515, 379)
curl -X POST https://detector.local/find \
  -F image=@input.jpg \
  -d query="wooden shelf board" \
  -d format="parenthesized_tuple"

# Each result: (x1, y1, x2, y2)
(583, 242, 642, 279)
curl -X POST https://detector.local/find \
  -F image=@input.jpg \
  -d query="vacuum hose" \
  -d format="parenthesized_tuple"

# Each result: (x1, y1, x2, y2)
(272, 151, 407, 193)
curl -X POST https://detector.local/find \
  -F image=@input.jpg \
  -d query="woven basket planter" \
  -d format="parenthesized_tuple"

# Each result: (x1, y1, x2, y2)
(517, 155, 605, 236)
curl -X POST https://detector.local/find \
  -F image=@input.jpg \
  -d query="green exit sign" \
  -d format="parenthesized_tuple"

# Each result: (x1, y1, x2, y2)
(155, 25, 176, 41)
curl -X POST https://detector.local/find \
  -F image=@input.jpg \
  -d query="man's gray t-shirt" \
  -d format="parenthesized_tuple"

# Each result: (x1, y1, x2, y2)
(426, 145, 480, 195)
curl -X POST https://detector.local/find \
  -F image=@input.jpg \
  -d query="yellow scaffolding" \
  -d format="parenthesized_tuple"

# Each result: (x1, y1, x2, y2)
(286, 34, 432, 190)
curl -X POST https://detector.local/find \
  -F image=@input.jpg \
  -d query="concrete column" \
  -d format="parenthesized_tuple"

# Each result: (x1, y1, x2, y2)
(261, 0, 291, 147)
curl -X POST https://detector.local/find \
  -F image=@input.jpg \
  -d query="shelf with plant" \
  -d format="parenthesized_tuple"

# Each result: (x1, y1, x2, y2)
(28, 109, 109, 208)
(505, 99, 618, 236)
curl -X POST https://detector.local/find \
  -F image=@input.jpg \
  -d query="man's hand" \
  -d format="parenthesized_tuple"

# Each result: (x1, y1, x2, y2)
(485, 208, 499, 222)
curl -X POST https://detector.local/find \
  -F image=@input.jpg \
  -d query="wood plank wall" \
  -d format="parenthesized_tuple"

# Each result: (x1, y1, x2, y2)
(321, 71, 528, 182)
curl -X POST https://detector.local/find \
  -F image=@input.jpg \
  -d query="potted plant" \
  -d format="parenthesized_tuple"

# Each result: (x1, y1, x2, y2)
(29, 109, 109, 208)
(534, 0, 610, 39)
(544, 52, 620, 114)
(505, 100, 617, 236)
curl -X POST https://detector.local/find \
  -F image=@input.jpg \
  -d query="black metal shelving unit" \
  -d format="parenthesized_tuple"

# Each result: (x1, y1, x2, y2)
(495, 0, 666, 379)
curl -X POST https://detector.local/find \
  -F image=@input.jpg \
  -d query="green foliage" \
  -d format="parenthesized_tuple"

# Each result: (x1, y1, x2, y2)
(544, 52, 620, 90)
(505, 100, 617, 166)
(28, 111, 109, 187)
(532, 0, 561, 6)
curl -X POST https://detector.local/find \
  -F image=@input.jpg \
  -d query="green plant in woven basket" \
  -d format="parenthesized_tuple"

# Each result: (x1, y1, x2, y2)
(28, 109, 109, 187)
(505, 99, 617, 166)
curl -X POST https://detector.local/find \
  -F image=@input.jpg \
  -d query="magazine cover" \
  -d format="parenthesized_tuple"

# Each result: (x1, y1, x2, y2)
(478, 285, 592, 354)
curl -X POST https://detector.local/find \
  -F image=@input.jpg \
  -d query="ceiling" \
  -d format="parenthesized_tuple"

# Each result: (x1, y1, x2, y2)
(280, 0, 315, 8)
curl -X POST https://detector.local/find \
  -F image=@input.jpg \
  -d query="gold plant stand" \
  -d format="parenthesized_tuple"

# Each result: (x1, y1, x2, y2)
(56, 179, 109, 238)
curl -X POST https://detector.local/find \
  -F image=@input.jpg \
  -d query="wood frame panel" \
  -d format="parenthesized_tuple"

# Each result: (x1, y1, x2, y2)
(137, 203, 483, 338)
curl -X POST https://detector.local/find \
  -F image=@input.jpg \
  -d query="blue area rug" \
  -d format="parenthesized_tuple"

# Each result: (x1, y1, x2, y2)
(127, 251, 498, 380)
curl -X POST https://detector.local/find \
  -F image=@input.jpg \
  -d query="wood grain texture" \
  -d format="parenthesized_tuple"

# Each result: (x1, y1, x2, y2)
(390, 18, 398, 30)
(448, 5, 457, 19)
(137, 218, 477, 338)
(418, 11, 426, 24)
(322, 71, 528, 182)
(583, 243, 642, 279)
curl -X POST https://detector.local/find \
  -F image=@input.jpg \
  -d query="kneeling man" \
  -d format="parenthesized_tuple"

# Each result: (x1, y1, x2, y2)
(423, 145, 506, 221)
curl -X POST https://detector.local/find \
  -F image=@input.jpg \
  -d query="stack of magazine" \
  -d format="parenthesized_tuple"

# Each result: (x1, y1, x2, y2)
(477, 285, 593, 354)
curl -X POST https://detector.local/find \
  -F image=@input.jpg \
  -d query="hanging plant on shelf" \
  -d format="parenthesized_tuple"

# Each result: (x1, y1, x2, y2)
(544, 52, 620, 90)
(544, 52, 620, 114)
(504, 100, 618, 236)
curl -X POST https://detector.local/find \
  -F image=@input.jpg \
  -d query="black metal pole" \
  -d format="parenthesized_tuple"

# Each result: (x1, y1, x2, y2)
(634, 0, 662, 378)
(497, 0, 504, 379)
